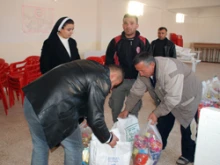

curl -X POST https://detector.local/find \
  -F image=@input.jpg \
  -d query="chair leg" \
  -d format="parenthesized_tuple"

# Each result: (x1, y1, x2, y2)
(8, 87, 15, 107)
(21, 91, 24, 106)
(0, 86, 8, 115)
(16, 91, 20, 101)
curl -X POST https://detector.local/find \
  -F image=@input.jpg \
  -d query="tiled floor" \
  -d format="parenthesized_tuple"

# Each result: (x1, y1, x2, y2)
(0, 62, 219, 165)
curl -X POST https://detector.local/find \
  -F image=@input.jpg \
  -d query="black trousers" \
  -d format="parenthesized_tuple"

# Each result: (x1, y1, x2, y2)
(157, 112, 198, 162)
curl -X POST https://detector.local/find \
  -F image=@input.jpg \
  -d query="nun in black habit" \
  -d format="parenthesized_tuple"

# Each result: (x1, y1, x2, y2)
(40, 17, 80, 74)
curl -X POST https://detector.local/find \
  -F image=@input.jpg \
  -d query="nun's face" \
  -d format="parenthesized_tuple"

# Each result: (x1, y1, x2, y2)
(59, 23, 74, 39)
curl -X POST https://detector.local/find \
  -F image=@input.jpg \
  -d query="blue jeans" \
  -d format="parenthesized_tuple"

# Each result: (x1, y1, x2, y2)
(24, 97, 83, 165)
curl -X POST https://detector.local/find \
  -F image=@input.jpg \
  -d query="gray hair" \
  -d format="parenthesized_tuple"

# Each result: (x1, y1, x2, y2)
(133, 51, 155, 66)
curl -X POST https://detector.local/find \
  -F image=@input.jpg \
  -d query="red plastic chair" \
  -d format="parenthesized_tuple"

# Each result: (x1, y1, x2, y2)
(86, 56, 105, 65)
(101, 55, 106, 65)
(8, 60, 26, 107)
(24, 56, 41, 85)
(25, 56, 40, 65)
(101, 55, 120, 65)
(0, 62, 9, 115)
(8, 56, 40, 107)
(24, 63, 42, 85)
(0, 58, 5, 64)
(176, 35, 183, 47)
(170, 33, 177, 45)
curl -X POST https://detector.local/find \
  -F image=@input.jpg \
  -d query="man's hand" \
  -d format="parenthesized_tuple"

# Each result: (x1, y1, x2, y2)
(148, 112, 158, 125)
(118, 110, 129, 119)
(81, 119, 88, 128)
(108, 132, 119, 148)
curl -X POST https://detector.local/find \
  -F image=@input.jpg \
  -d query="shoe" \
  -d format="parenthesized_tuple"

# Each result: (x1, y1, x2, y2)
(176, 156, 192, 165)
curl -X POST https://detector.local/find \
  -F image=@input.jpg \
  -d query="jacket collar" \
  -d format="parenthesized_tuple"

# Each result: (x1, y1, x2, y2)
(121, 30, 140, 40)
(103, 65, 111, 93)
(156, 37, 168, 42)
(156, 37, 173, 46)
(154, 58, 159, 81)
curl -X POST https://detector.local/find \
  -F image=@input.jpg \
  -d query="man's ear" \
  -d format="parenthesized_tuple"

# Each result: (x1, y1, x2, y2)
(150, 62, 155, 67)
(110, 72, 116, 81)
(150, 62, 156, 72)
(111, 72, 117, 80)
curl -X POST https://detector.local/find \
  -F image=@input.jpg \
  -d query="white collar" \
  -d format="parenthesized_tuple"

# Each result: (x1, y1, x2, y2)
(57, 33, 69, 41)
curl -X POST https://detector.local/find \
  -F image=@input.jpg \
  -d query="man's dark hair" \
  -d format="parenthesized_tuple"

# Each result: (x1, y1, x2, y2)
(158, 27, 167, 32)
(133, 51, 155, 65)
(123, 14, 138, 23)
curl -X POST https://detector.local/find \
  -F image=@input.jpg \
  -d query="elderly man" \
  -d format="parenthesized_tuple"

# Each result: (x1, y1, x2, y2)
(119, 52, 202, 165)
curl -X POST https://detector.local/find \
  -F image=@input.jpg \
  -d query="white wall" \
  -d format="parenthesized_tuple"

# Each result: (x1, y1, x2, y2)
(0, 0, 166, 63)
(167, 0, 220, 9)
(165, 1, 220, 47)
(196, 7, 220, 43)
(100, 0, 164, 50)
(162, 11, 199, 47)
(0, 0, 98, 63)
(0, 0, 219, 63)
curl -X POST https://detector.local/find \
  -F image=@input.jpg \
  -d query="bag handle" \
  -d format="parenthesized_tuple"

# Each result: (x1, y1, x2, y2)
(146, 120, 162, 141)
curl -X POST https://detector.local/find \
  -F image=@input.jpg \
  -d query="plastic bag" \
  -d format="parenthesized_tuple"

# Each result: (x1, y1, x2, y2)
(113, 115, 140, 142)
(80, 120, 93, 165)
(82, 147, 89, 165)
(211, 76, 220, 100)
(202, 76, 220, 101)
(80, 121, 92, 148)
(89, 115, 138, 165)
(133, 120, 163, 165)
(199, 76, 220, 119)
(89, 128, 132, 165)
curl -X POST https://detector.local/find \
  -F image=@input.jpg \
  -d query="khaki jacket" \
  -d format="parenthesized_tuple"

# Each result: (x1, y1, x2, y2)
(125, 57, 202, 128)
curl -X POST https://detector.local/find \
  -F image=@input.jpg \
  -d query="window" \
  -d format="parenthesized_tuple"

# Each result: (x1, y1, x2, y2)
(127, 1, 144, 16)
(176, 13, 185, 23)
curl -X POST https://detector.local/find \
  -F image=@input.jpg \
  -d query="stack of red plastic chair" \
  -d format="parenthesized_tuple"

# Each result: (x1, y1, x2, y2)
(8, 56, 41, 107)
(101, 55, 120, 65)
(24, 56, 41, 85)
(24, 63, 41, 85)
(8, 60, 26, 107)
(25, 56, 40, 65)
(176, 35, 183, 47)
(170, 33, 177, 45)
(86, 56, 105, 65)
(170, 33, 183, 47)
(0, 58, 9, 115)
(101, 55, 106, 65)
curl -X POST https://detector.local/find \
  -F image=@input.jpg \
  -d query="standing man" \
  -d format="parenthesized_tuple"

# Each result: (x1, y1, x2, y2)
(151, 27, 176, 58)
(23, 60, 123, 165)
(119, 52, 202, 165)
(105, 14, 151, 122)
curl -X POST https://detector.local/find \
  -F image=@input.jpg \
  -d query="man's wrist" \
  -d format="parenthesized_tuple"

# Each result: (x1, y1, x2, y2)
(105, 133, 113, 144)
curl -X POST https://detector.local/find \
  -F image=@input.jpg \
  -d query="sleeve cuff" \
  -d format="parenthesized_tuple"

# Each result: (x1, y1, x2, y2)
(105, 133, 113, 144)
(153, 108, 163, 118)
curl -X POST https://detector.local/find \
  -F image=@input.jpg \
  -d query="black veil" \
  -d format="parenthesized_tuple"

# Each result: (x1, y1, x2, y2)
(48, 17, 68, 39)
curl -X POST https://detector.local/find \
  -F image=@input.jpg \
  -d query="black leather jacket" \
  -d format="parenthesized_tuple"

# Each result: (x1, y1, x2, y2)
(151, 38, 176, 58)
(23, 60, 111, 149)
